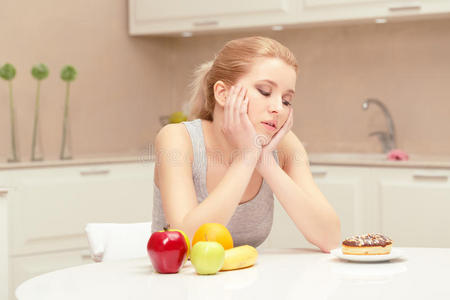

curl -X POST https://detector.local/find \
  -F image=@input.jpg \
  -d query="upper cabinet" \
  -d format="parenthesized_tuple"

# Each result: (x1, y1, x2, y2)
(300, 0, 450, 23)
(129, 0, 300, 36)
(129, 0, 450, 36)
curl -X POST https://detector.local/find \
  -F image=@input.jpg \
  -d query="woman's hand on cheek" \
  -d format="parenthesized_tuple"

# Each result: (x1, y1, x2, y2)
(222, 85, 261, 164)
(257, 107, 293, 170)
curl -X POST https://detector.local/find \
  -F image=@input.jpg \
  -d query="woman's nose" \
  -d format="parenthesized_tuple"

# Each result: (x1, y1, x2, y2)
(269, 98, 283, 113)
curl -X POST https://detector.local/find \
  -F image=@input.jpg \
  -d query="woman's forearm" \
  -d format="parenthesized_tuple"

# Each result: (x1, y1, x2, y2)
(181, 151, 260, 239)
(258, 154, 341, 252)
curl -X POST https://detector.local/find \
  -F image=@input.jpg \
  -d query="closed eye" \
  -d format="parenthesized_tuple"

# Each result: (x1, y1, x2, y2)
(258, 89, 291, 106)
(258, 88, 270, 97)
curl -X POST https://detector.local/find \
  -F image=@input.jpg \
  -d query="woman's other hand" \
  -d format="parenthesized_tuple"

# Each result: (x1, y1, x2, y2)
(257, 106, 293, 171)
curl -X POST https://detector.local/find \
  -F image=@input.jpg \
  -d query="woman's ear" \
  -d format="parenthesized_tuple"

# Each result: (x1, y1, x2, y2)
(213, 80, 229, 108)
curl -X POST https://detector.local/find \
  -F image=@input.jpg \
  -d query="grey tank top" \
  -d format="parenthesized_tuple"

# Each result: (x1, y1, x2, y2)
(151, 119, 279, 248)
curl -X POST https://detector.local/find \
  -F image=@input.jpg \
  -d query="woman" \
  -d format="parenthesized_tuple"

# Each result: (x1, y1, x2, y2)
(152, 36, 340, 253)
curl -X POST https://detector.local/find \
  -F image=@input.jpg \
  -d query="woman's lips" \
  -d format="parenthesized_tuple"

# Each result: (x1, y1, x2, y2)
(261, 122, 276, 131)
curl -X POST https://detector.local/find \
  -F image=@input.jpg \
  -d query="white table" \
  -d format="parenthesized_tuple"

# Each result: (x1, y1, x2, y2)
(15, 248, 450, 300)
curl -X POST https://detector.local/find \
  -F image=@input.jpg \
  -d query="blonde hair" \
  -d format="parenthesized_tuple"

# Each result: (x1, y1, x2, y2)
(186, 36, 298, 121)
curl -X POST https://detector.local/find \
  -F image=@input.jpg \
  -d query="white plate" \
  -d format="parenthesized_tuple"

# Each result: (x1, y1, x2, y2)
(330, 247, 405, 262)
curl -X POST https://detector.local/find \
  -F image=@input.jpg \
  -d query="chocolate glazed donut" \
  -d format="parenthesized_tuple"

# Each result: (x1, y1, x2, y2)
(342, 233, 393, 255)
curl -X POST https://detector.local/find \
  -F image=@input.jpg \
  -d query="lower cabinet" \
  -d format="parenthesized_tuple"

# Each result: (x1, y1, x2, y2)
(8, 163, 154, 256)
(265, 164, 450, 250)
(5, 161, 155, 300)
(375, 168, 450, 247)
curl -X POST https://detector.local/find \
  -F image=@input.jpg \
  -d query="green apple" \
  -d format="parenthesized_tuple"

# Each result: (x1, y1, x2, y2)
(168, 111, 187, 123)
(190, 241, 225, 275)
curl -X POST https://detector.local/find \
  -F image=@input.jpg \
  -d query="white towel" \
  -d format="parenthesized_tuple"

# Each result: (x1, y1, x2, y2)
(85, 222, 152, 262)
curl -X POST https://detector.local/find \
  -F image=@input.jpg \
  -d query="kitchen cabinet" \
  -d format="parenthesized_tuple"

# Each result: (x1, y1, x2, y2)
(4, 161, 155, 300)
(300, 0, 450, 23)
(375, 168, 450, 247)
(265, 164, 450, 249)
(129, 0, 300, 35)
(129, 0, 450, 36)
(301, 0, 390, 23)
(8, 163, 154, 256)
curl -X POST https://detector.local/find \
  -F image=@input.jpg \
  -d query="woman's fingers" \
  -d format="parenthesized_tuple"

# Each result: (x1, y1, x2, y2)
(235, 86, 246, 125)
(230, 85, 242, 126)
(287, 107, 294, 129)
(223, 85, 232, 128)
(241, 95, 253, 131)
(280, 107, 293, 134)
(224, 85, 244, 132)
(240, 95, 249, 116)
(263, 107, 293, 151)
(226, 85, 236, 128)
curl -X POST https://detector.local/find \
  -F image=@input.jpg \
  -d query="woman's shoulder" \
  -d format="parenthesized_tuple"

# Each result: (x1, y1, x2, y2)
(155, 123, 194, 163)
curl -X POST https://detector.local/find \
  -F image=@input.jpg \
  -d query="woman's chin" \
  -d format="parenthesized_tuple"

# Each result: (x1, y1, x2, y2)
(253, 131, 270, 147)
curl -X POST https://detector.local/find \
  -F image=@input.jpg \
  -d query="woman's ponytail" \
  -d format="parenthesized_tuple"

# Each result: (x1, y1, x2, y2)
(187, 60, 214, 121)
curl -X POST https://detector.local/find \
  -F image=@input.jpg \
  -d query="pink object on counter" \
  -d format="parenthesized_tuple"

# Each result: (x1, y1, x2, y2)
(387, 149, 409, 161)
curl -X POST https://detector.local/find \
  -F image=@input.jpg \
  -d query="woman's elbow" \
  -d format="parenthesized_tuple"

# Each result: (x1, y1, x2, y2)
(318, 218, 341, 253)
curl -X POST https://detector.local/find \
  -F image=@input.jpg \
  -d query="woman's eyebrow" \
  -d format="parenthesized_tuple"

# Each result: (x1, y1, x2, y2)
(256, 79, 295, 95)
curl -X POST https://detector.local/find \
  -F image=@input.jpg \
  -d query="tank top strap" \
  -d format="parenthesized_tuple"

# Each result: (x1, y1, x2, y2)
(273, 149, 280, 165)
(181, 119, 208, 198)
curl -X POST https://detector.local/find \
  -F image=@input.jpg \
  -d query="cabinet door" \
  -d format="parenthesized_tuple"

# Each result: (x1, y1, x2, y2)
(8, 162, 155, 255)
(301, 0, 389, 22)
(300, 0, 450, 23)
(130, 0, 299, 35)
(378, 169, 450, 247)
(268, 166, 365, 248)
(304, 0, 387, 6)
(10, 249, 92, 300)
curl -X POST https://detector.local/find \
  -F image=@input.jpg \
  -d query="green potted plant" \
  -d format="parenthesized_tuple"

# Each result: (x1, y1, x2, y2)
(0, 63, 20, 162)
(30, 63, 49, 161)
(59, 65, 77, 160)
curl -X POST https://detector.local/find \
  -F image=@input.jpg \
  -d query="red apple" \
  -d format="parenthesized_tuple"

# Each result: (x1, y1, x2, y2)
(147, 225, 188, 274)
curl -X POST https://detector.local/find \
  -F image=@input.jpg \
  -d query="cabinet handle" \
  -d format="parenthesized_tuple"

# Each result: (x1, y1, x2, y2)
(388, 2, 422, 12)
(80, 169, 110, 176)
(413, 172, 448, 181)
(193, 20, 219, 27)
(0, 188, 9, 196)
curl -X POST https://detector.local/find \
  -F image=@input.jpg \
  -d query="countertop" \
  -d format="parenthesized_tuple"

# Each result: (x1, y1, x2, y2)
(1, 152, 450, 170)
(0, 155, 153, 170)
(308, 153, 450, 169)
(15, 247, 450, 300)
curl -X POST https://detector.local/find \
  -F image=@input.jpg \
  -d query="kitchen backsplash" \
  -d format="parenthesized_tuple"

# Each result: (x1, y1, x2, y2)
(1, 0, 449, 161)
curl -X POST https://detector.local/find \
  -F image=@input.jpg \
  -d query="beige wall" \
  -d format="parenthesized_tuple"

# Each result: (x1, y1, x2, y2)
(0, 0, 173, 161)
(1, 2, 449, 162)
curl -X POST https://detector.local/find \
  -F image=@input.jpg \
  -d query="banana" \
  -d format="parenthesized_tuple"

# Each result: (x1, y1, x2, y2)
(220, 245, 258, 271)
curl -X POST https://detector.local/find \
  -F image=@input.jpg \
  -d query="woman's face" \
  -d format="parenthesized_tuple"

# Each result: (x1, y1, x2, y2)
(235, 57, 296, 139)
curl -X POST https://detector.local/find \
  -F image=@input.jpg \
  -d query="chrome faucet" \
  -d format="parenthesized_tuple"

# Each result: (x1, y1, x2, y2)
(362, 98, 397, 153)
